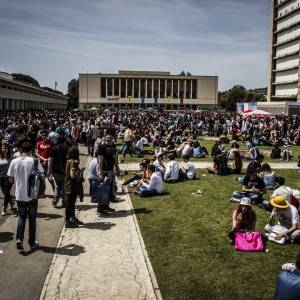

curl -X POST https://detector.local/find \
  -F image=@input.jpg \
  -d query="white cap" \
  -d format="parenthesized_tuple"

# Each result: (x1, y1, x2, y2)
(240, 197, 251, 206)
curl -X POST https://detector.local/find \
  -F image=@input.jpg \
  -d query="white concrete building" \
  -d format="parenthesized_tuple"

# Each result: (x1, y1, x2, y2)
(79, 71, 218, 110)
(0, 72, 68, 110)
(268, 0, 300, 102)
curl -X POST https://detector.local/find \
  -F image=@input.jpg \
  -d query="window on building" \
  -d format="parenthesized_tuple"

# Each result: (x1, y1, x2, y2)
(140, 79, 146, 98)
(166, 80, 172, 97)
(114, 78, 120, 96)
(101, 77, 106, 97)
(127, 78, 133, 97)
(160, 79, 166, 98)
(107, 78, 112, 96)
(173, 80, 178, 98)
(120, 78, 126, 98)
(134, 79, 139, 98)
(147, 79, 152, 98)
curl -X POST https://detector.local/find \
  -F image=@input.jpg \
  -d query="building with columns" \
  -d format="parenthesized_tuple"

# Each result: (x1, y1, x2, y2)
(266, 0, 300, 114)
(79, 71, 218, 109)
(0, 72, 68, 111)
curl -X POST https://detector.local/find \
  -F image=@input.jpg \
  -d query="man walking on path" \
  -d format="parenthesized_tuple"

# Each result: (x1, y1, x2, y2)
(48, 128, 70, 207)
(7, 142, 43, 250)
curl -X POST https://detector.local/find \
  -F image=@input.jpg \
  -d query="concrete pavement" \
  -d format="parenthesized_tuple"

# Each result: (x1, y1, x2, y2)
(40, 159, 161, 300)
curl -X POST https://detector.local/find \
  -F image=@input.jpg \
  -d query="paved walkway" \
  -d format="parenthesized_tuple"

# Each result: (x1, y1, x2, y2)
(120, 161, 299, 171)
(40, 158, 160, 300)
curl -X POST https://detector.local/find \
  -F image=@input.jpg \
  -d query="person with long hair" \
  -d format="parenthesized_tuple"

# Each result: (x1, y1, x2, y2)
(228, 197, 257, 244)
(0, 141, 13, 215)
(64, 146, 83, 228)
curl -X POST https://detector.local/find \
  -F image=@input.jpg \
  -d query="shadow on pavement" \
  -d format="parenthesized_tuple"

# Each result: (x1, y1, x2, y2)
(101, 208, 152, 218)
(37, 212, 63, 220)
(76, 204, 98, 211)
(81, 222, 116, 230)
(0, 231, 14, 242)
(21, 243, 86, 257)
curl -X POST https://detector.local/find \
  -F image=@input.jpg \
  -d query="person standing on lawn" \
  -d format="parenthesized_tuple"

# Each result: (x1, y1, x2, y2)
(97, 133, 120, 214)
(7, 142, 43, 250)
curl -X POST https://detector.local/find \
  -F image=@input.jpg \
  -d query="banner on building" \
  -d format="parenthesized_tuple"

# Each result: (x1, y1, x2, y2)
(180, 96, 184, 105)
(128, 96, 132, 102)
(236, 102, 257, 113)
(140, 96, 145, 105)
(153, 96, 158, 105)
(107, 96, 120, 101)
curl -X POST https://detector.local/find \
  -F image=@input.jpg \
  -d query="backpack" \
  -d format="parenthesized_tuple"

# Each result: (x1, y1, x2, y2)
(28, 159, 45, 199)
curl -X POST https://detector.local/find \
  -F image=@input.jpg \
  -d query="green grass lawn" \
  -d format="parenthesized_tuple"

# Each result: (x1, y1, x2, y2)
(117, 138, 300, 164)
(129, 169, 300, 300)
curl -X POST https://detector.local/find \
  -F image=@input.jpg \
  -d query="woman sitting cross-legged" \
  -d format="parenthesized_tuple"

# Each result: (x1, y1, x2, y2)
(228, 197, 257, 244)
(122, 162, 148, 187)
(136, 165, 164, 198)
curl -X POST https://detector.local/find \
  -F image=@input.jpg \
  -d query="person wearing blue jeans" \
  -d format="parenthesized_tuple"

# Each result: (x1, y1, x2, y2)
(137, 165, 164, 198)
(16, 199, 38, 248)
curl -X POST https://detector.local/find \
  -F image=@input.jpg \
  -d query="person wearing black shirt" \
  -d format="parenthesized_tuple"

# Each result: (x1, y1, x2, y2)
(246, 154, 264, 175)
(97, 134, 120, 214)
(242, 171, 265, 204)
(48, 129, 70, 207)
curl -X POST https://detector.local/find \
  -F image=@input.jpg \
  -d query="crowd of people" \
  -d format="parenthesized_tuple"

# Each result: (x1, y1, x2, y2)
(0, 108, 299, 297)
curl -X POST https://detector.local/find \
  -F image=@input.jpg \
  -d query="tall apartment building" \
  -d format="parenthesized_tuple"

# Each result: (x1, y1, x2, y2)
(268, 0, 300, 102)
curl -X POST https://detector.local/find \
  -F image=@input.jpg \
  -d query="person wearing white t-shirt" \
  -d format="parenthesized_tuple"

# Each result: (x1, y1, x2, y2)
(182, 155, 196, 180)
(265, 195, 300, 243)
(138, 165, 164, 197)
(7, 142, 43, 251)
(164, 154, 179, 183)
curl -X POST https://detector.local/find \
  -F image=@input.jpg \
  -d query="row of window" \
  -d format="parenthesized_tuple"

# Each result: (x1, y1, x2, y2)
(0, 98, 65, 110)
(99, 78, 198, 99)
(278, 1, 300, 17)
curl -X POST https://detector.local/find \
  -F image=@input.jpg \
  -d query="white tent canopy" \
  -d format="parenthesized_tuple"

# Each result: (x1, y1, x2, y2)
(242, 109, 273, 117)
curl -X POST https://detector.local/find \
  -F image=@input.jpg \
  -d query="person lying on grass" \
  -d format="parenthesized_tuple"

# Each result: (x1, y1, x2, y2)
(265, 195, 300, 244)
(228, 197, 257, 245)
(136, 164, 164, 198)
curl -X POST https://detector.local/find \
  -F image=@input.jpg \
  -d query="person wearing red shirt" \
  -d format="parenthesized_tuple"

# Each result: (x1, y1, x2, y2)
(36, 130, 54, 193)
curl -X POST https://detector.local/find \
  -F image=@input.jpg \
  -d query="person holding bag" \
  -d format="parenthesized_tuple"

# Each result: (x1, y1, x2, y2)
(228, 197, 257, 245)
(64, 146, 83, 228)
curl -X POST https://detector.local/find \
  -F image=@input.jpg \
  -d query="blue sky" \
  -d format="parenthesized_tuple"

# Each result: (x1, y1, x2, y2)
(0, 0, 270, 93)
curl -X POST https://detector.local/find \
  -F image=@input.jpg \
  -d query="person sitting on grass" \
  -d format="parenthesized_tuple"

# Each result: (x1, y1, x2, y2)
(192, 141, 207, 159)
(270, 143, 281, 159)
(153, 153, 166, 178)
(246, 154, 264, 175)
(137, 164, 164, 198)
(259, 163, 276, 190)
(164, 154, 179, 183)
(228, 197, 257, 245)
(181, 155, 196, 180)
(230, 150, 243, 174)
(122, 162, 148, 187)
(273, 252, 300, 300)
(232, 170, 265, 204)
(265, 195, 300, 244)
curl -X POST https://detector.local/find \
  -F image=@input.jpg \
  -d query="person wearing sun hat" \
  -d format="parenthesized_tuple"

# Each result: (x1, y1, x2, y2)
(265, 195, 300, 243)
(228, 197, 257, 244)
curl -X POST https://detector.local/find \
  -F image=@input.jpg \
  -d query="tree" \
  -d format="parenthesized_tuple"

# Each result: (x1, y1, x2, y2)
(12, 73, 40, 87)
(186, 72, 192, 76)
(179, 70, 186, 76)
(67, 79, 79, 109)
(219, 85, 246, 111)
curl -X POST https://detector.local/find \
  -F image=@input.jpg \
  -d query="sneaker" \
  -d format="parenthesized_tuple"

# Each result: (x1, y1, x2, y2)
(65, 221, 79, 228)
(29, 241, 39, 250)
(105, 206, 115, 212)
(230, 197, 240, 203)
(2, 207, 7, 216)
(16, 239, 24, 250)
